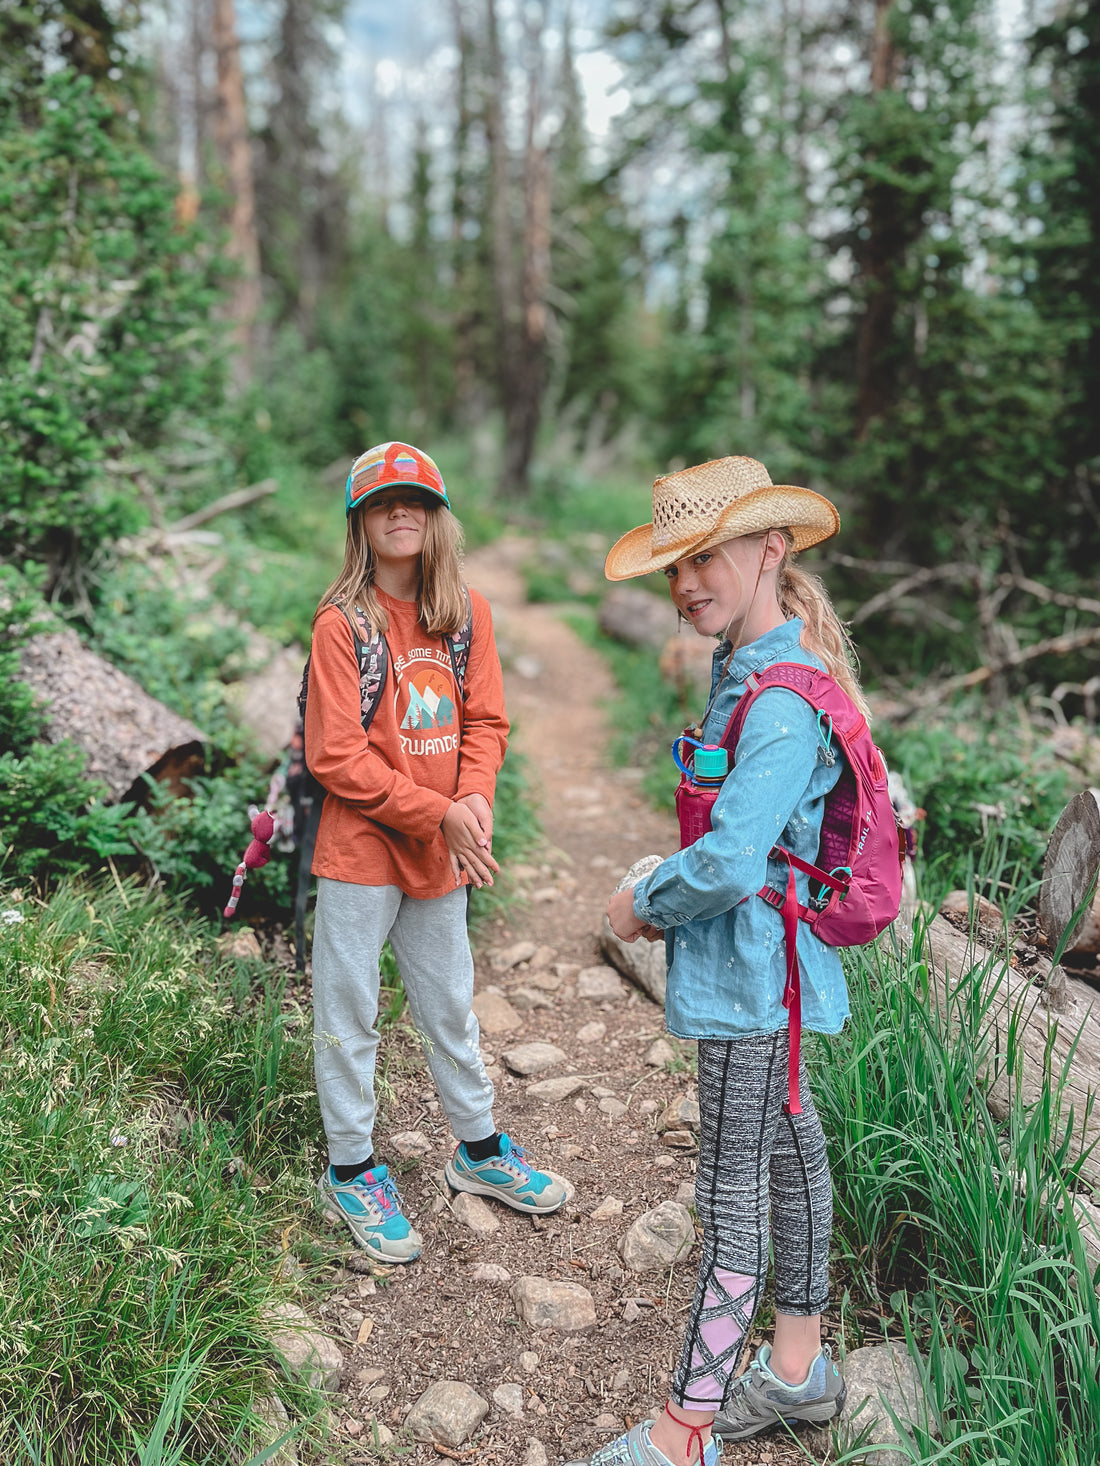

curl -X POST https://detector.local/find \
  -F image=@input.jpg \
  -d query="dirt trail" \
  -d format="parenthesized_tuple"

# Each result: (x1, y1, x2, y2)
(322, 538, 817, 1466)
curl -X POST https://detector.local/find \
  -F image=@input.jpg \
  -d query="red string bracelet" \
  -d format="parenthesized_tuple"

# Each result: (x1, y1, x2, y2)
(662, 1404, 709, 1464)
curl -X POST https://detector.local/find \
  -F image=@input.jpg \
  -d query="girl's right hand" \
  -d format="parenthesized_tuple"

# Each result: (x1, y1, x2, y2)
(442, 802, 500, 888)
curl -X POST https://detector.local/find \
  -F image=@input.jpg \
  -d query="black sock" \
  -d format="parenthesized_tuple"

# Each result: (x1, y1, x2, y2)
(332, 1157, 375, 1182)
(463, 1132, 502, 1162)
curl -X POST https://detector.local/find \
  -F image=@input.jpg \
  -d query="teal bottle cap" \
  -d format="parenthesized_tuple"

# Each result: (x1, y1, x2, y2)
(694, 744, 728, 779)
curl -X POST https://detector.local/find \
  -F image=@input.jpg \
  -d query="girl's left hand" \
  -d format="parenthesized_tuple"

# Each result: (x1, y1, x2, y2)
(607, 887, 651, 943)
(457, 792, 493, 851)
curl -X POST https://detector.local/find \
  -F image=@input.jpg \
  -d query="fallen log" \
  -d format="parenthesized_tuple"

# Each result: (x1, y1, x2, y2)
(914, 912, 1100, 1190)
(19, 626, 205, 802)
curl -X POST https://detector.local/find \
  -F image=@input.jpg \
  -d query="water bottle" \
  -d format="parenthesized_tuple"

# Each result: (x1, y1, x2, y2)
(673, 737, 729, 849)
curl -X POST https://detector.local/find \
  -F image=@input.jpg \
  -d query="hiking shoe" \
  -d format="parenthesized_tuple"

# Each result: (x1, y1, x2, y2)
(713, 1343, 845, 1441)
(563, 1419, 721, 1465)
(444, 1133, 567, 1214)
(316, 1165, 422, 1264)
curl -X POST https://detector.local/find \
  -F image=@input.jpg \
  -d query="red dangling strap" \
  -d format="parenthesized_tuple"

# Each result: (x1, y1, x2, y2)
(770, 852, 803, 1116)
(663, 1404, 709, 1464)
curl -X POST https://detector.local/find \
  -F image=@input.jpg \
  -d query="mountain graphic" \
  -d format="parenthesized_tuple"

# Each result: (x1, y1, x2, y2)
(401, 678, 456, 730)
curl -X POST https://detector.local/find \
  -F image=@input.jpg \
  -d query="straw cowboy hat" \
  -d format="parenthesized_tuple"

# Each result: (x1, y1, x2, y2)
(604, 455, 840, 581)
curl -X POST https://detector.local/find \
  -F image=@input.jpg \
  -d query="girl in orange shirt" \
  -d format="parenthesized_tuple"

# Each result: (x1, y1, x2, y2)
(307, 441, 565, 1262)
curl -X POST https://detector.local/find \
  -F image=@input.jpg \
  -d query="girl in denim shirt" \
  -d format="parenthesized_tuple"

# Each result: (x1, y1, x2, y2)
(569, 458, 865, 1466)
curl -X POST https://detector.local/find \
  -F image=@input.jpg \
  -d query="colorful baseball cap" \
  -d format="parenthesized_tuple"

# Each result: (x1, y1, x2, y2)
(345, 441, 450, 516)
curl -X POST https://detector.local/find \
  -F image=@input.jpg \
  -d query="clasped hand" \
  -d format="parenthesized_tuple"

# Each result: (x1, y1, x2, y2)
(606, 885, 663, 943)
(442, 794, 499, 888)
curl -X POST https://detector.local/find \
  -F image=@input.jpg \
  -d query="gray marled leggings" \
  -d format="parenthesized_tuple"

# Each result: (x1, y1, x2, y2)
(671, 1030, 832, 1409)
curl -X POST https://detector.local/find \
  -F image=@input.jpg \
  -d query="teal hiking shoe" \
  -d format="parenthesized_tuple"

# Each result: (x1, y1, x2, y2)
(316, 1164, 422, 1264)
(444, 1133, 567, 1215)
(713, 1343, 845, 1440)
(563, 1419, 721, 1465)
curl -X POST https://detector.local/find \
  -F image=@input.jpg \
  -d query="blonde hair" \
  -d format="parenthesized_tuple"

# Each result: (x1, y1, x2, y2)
(775, 533, 871, 723)
(313, 502, 467, 636)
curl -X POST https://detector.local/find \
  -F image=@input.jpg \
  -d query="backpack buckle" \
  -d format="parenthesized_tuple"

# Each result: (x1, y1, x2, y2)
(759, 885, 784, 910)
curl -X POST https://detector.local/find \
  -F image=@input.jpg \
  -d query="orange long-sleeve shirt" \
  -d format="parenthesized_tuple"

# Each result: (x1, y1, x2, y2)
(306, 586, 509, 898)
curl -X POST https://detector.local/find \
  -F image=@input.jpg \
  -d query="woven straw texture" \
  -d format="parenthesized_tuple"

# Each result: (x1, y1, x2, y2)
(604, 456, 839, 580)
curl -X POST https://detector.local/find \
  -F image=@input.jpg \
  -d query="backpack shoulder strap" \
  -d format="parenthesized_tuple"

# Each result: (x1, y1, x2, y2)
(444, 586, 475, 698)
(718, 662, 828, 758)
(344, 604, 389, 735)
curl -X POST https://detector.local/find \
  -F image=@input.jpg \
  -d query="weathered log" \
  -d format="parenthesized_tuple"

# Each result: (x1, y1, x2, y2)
(1040, 789, 1100, 955)
(916, 912, 1100, 1190)
(597, 587, 675, 650)
(19, 627, 205, 802)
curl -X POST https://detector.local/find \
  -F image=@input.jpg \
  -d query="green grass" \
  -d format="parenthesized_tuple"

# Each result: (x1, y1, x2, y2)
(0, 877, 332, 1465)
(811, 908, 1100, 1463)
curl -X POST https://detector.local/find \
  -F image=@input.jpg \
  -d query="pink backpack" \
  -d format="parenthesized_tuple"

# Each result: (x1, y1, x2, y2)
(675, 662, 904, 1115)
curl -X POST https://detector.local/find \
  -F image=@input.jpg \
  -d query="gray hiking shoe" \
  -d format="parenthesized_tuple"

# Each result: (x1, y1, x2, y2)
(563, 1419, 721, 1465)
(713, 1343, 845, 1441)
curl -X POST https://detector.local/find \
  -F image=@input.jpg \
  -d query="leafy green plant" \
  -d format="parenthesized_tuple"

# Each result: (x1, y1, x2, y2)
(0, 875, 328, 1464)
(809, 914, 1100, 1463)
(877, 714, 1071, 899)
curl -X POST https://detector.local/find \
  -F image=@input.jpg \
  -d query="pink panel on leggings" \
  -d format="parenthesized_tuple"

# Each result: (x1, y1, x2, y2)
(686, 1269, 757, 1404)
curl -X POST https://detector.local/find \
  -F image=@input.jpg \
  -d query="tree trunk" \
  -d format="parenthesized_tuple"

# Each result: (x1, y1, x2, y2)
(212, 0, 261, 386)
(1040, 790, 1100, 955)
(855, 0, 900, 438)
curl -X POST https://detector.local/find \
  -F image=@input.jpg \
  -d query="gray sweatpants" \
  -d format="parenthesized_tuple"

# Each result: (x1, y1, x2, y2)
(311, 877, 495, 1165)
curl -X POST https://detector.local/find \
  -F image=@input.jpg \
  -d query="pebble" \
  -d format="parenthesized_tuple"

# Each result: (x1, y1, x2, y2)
(573, 1098, 587, 1114)
(357, 1366, 386, 1386)
(676, 1181, 696, 1204)
(620, 1201, 695, 1272)
(653, 1155, 677, 1168)
(493, 1382, 525, 1417)
(473, 990, 524, 1034)
(576, 966, 628, 1002)
(264, 1302, 344, 1392)
(471, 1262, 512, 1283)
(576, 1021, 607, 1044)
(645, 1038, 675, 1067)
(491, 941, 539, 971)
(525, 970, 563, 992)
(658, 1095, 700, 1132)
(622, 1300, 641, 1323)
(388, 1130, 432, 1158)
(598, 1097, 629, 1120)
(591, 1086, 615, 1099)
(452, 1192, 500, 1235)
(502, 1042, 568, 1076)
(530, 945, 557, 968)
(520, 1351, 540, 1374)
(638, 1098, 659, 1115)
(512, 1276, 597, 1332)
(510, 986, 554, 1011)
(611, 1369, 631, 1392)
(594, 1413, 621, 1430)
(532, 886, 560, 903)
(524, 1441, 549, 1466)
(554, 962, 582, 980)
(406, 1380, 490, 1447)
(590, 1195, 624, 1221)
(528, 1074, 587, 1102)
(661, 1129, 696, 1149)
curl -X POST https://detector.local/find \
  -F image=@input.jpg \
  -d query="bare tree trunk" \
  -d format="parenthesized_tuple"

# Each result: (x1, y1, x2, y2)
(855, 0, 900, 438)
(488, 0, 551, 498)
(212, 0, 261, 387)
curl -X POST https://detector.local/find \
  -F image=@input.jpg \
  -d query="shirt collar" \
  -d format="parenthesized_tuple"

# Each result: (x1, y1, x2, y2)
(712, 617, 807, 683)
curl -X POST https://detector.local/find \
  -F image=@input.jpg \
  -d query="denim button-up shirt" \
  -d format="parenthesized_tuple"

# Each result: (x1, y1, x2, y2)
(632, 617, 849, 1042)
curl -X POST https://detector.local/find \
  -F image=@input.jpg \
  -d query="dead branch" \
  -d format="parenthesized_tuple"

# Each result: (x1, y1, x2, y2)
(995, 574, 1100, 619)
(898, 625, 1100, 714)
(847, 563, 977, 625)
(170, 479, 277, 532)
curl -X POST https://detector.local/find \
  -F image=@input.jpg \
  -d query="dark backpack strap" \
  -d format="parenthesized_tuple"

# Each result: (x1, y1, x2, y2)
(444, 587, 475, 695)
(294, 779, 324, 972)
(345, 605, 389, 735)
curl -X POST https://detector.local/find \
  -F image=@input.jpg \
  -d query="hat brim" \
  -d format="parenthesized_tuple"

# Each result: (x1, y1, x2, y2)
(347, 478, 450, 516)
(603, 486, 840, 581)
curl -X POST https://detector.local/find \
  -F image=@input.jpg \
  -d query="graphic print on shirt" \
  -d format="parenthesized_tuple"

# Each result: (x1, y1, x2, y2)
(393, 648, 460, 757)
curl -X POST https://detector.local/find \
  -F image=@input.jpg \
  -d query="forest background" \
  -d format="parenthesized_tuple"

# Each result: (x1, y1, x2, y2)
(2, 0, 1100, 1462)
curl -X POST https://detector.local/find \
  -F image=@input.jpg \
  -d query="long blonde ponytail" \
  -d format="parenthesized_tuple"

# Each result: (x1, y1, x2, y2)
(777, 540, 871, 724)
